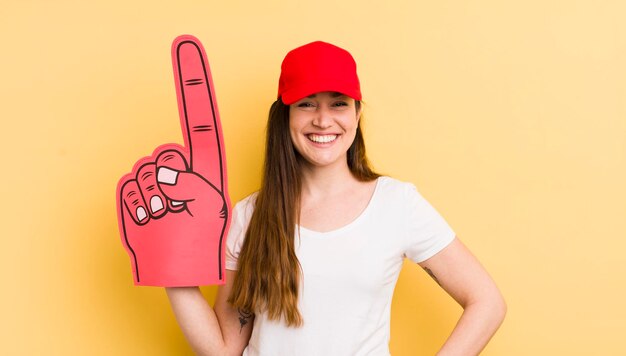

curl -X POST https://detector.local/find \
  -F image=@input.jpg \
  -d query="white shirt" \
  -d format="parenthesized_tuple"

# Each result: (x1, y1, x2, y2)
(226, 176, 456, 356)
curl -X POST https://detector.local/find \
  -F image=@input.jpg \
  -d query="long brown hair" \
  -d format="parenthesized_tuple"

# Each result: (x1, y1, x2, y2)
(228, 99, 379, 327)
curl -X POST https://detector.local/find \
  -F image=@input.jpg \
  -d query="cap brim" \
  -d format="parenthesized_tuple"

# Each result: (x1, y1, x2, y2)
(281, 84, 362, 105)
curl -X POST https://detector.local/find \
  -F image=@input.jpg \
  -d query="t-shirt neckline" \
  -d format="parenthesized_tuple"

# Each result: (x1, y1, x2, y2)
(297, 176, 385, 237)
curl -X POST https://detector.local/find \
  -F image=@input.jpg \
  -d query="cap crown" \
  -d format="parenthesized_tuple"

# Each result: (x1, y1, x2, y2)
(278, 41, 361, 105)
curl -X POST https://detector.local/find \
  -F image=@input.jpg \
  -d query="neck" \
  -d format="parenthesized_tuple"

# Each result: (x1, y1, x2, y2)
(299, 159, 357, 197)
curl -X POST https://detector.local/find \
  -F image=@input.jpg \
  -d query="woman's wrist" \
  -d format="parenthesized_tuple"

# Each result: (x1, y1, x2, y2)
(165, 286, 201, 297)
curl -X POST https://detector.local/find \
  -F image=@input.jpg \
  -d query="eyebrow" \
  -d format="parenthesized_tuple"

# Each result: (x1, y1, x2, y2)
(306, 92, 346, 98)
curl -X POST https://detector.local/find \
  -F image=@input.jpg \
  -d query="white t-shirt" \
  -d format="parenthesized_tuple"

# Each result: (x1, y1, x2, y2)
(226, 176, 456, 356)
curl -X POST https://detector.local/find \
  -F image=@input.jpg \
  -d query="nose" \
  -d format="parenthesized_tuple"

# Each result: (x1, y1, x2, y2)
(312, 106, 333, 128)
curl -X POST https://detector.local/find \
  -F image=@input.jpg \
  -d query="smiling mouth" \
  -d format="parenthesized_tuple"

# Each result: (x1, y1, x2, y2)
(307, 134, 338, 143)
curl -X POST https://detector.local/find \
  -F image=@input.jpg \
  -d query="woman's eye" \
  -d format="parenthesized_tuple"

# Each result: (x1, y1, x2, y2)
(297, 102, 315, 108)
(333, 101, 348, 107)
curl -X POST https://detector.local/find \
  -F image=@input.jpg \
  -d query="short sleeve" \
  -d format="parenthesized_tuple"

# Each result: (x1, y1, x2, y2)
(225, 195, 256, 271)
(403, 183, 456, 263)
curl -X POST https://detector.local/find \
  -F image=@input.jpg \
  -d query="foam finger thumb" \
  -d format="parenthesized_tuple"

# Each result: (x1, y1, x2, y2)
(157, 168, 214, 202)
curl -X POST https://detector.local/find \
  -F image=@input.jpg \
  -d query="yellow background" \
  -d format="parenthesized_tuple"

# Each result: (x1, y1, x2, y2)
(2, 0, 624, 354)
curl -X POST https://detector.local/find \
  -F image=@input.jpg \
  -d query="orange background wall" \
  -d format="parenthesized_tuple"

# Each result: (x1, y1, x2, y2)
(1, 1, 625, 354)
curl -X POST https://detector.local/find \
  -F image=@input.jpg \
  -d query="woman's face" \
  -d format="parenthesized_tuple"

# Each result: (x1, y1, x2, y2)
(289, 91, 360, 169)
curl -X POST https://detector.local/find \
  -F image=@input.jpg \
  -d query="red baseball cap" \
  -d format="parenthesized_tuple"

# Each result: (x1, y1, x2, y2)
(277, 41, 362, 105)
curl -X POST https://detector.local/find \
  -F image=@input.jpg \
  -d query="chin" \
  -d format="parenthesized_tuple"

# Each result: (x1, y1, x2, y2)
(303, 155, 347, 168)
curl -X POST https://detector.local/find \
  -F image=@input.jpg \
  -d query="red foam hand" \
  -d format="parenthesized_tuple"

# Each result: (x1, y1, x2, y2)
(116, 35, 231, 286)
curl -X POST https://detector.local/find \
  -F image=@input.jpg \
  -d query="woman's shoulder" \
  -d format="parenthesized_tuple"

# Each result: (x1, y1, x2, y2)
(235, 191, 258, 207)
(376, 175, 439, 211)
(232, 191, 258, 222)
(375, 175, 419, 195)
(365, 176, 421, 212)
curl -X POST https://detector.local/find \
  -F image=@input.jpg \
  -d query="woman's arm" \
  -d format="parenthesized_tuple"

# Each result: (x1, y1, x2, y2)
(418, 237, 507, 356)
(165, 270, 254, 356)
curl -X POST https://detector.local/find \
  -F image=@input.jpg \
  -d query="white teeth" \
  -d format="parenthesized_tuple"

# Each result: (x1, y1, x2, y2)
(307, 134, 337, 143)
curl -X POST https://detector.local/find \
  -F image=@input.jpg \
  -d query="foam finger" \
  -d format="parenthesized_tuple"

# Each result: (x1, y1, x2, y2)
(121, 179, 149, 225)
(136, 162, 168, 219)
(172, 35, 225, 191)
(156, 148, 189, 211)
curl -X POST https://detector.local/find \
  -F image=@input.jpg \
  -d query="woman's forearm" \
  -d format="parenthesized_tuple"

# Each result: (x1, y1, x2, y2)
(165, 287, 226, 356)
(436, 298, 507, 356)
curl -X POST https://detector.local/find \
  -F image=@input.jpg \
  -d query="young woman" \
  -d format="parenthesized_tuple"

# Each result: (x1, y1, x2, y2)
(166, 41, 506, 356)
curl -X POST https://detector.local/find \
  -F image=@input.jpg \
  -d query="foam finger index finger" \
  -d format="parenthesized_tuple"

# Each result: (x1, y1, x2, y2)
(172, 35, 226, 193)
